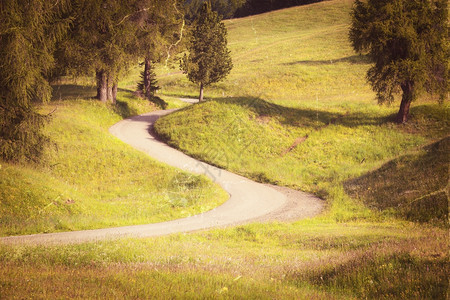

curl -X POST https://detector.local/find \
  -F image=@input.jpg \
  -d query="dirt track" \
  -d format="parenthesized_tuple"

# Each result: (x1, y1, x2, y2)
(0, 109, 323, 245)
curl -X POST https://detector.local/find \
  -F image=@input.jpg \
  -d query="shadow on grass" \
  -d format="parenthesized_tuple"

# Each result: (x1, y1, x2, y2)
(209, 96, 389, 129)
(283, 54, 371, 66)
(51, 84, 97, 101)
(344, 136, 449, 226)
(295, 250, 448, 299)
(113, 100, 139, 119)
(51, 84, 144, 118)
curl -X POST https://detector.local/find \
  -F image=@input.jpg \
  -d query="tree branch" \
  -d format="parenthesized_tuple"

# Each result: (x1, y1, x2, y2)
(164, 2, 185, 68)
(116, 7, 151, 26)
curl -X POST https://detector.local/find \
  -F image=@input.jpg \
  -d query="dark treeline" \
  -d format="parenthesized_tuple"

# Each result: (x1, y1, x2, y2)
(183, 0, 246, 20)
(183, 0, 325, 20)
(234, 0, 325, 17)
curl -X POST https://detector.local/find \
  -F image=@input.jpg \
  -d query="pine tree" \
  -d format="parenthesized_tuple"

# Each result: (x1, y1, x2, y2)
(137, 61, 167, 109)
(180, 2, 233, 101)
(349, 0, 448, 123)
(0, 0, 70, 162)
(133, 0, 183, 109)
(137, 63, 160, 97)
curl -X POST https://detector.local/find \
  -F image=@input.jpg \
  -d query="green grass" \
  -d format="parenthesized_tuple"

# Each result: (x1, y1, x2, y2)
(154, 0, 449, 225)
(1, 0, 449, 298)
(155, 98, 448, 224)
(157, 0, 373, 107)
(0, 222, 447, 298)
(345, 136, 449, 226)
(0, 87, 227, 236)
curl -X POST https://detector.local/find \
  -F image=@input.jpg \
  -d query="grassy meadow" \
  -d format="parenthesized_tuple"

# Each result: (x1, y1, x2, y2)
(1, 0, 448, 298)
(0, 85, 227, 236)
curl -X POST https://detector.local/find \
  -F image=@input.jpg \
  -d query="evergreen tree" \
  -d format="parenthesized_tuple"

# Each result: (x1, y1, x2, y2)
(349, 0, 448, 123)
(0, 0, 70, 162)
(137, 64, 160, 97)
(180, 2, 233, 101)
(137, 62, 167, 109)
(132, 0, 183, 109)
(57, 0, 137, 103)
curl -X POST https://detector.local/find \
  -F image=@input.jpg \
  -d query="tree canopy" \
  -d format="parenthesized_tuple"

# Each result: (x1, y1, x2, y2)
(0, 0, 186, 161)
(349, 0, 448, 123)
(0, 0, 71, 162)
(180, 2, 233, 101)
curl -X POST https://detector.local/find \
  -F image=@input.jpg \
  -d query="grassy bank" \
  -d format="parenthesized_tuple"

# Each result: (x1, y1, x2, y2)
(0, 87, 227, 236)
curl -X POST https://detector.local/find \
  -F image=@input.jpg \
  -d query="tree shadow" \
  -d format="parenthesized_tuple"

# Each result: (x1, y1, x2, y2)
(51, 84, 143, 118)
(210, 97, 390, 129)
(283, 54, 371, 66)
(51, 84, 97, 101)
(113, 100, 139, 119)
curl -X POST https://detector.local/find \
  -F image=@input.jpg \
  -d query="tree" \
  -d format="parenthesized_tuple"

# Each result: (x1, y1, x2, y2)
(137, 61, 168, 109)
(132, 0, 184, 108)
(349, 0, 448, 123)
(57, 0, 137, 103)
(0, 0, 70, 162)
(180, 2, 233, 101)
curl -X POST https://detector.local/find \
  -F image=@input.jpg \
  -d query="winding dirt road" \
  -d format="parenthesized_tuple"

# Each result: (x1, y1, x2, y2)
(0, 108, 323, 246)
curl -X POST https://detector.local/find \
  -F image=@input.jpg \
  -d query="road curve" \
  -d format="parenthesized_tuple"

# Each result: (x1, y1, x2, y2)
(1, 109, 312, 246)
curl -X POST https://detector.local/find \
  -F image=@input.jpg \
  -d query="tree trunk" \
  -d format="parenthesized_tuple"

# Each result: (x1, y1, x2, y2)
(397, 81, 414, 123)
(112, 84, 117, 104)
(107, 75, 113, 103)
(96, 70, 107, 103)
(144, 58, 152, 100)
(105, 75, 117, 104)
(199, 82, 204, 101)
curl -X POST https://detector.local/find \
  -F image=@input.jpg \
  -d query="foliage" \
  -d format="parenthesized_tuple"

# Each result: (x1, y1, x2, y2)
(180, 2, 233, 100)
(137, 67, 160, 96)
(0, 0, 70, 162)
(136, 62, 168, 109)
(56, 0, 138, 102)
(132, 0, 184, 63)
(349, 0, 449, 123)
(131, 0, 183, 109)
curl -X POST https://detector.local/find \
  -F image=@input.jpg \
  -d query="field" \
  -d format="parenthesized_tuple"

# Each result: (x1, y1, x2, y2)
(1, 0, 448, 298)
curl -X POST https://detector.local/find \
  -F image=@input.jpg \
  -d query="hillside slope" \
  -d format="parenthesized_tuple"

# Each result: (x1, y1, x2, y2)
(155, 0, 449, 223)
